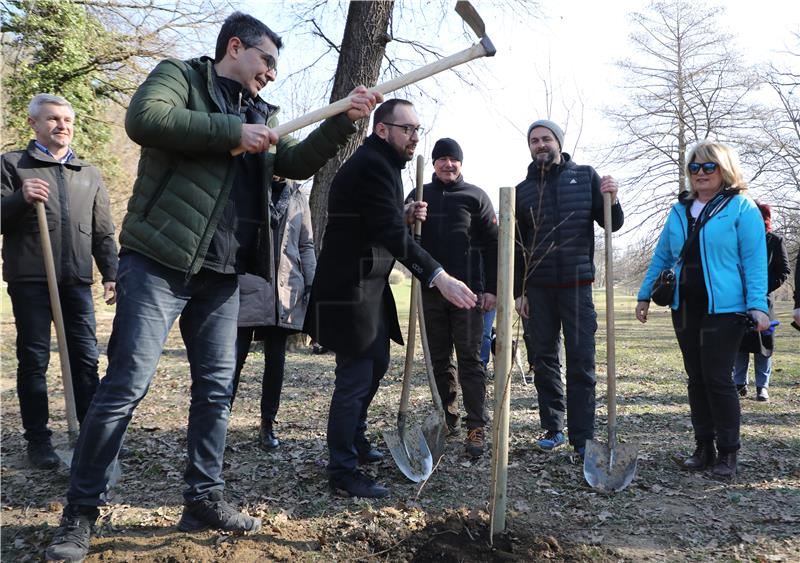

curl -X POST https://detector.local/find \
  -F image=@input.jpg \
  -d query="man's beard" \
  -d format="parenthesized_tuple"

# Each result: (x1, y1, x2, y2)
(534, 148, 557, 168)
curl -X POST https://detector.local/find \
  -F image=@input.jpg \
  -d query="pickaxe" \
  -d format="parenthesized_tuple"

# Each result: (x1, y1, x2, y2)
(233, 1, 495, 154)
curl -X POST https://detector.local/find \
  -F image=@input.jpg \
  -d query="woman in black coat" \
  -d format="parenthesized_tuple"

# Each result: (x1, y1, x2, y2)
(732, 201, 790, 402)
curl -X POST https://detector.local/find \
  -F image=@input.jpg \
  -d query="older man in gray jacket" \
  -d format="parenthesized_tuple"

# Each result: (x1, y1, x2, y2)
(1, 93, 118, 469)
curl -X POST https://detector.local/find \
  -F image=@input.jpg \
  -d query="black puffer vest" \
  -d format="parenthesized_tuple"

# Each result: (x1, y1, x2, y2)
(515, 155, 596, 287)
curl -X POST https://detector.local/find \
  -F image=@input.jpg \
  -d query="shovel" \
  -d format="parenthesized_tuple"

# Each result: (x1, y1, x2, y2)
(383, 156, 434, 483)
(416, 293, 447, 462)
(583, 192, 638, 492)
(36, 201, 121, 484)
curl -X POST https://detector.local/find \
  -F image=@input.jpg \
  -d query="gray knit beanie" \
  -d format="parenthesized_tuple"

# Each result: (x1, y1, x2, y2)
(526, 119, 564, 150)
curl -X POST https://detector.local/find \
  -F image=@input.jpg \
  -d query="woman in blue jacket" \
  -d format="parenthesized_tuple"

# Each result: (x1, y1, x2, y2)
(635, 141, 769, 480)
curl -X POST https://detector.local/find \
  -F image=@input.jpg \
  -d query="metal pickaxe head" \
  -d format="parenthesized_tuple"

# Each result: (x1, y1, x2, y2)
(455, 1, 497, 57)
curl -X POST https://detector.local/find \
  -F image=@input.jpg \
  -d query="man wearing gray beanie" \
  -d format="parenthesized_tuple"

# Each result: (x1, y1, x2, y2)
(514, 119, 624, 459)
(406, 138, 497, 458)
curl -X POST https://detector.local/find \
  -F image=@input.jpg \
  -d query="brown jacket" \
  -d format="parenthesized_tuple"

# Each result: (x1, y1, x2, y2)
(238, 183, 315, 331)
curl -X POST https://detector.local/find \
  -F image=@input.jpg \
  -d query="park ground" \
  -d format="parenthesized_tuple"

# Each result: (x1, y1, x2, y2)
(1, 281, 799, 562)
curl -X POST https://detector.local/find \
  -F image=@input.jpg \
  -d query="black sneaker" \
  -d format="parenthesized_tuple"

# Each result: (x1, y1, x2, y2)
(737, 384, 747, 397)
(177, 490, 261, 533)
(45, 504, 99, 562)
(329, 471, 389, 498)
(28, 439, 60, 469)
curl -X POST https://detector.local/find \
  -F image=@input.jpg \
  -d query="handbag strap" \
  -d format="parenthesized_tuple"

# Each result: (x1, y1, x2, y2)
(675, 191, 733, 268)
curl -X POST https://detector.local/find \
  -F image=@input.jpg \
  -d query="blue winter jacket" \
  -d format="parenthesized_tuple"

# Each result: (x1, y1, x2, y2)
(637, 193, 768, 314)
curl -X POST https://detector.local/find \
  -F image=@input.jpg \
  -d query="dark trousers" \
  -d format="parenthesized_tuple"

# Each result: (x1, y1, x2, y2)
(8, 282, 100, 443)
(422, 289, 488, 430)
(327, 337, 389, 479)
(67, 252, 239, 505)
(527, 284, 597, 447)
(231, 325, 289, 422)
(671, 306, 747, 452)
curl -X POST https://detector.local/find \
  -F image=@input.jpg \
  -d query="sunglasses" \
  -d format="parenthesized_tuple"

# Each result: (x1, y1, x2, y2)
(688, 162, 718, 175)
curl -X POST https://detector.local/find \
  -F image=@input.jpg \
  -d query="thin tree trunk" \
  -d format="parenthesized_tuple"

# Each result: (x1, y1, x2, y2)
(309, 0, 394, 254)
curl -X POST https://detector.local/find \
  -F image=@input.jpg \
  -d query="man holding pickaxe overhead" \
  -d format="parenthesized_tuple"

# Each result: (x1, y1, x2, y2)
(45, 11, 382, 562)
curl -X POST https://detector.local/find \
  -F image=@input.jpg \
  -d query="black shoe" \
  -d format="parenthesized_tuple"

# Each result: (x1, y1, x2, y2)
(737, 384, 747, 397)
(329, 471, 389, 498)
(756, 387, 769, 402)
(177, 490, 261, 533)
(28, 439, 60, 469)
(711, 451, 737, 480)
(355, 435, 384, 464)
(682, 441, 716, 471)
(45, 504, 99, 562)
(445, 416, 461, 438)
(259, 420, 279, 450)
(312, 343, 328, 355)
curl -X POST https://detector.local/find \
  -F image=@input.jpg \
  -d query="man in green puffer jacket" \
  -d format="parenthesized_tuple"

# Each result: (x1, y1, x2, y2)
(46, 11, 381, 562)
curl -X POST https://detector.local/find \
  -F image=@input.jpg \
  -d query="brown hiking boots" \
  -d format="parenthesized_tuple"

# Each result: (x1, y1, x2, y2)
(465, 427, 485, 458)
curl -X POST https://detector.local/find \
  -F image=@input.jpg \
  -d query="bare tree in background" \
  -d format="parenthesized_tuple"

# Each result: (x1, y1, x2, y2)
(307, 1, 394, 252)
(603, 0, 759, 233)
(749, 31, 800, 239)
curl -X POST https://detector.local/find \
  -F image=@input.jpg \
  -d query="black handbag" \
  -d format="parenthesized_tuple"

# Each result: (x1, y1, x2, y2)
(650, 192, 732, 307)
(651, 269, 676, 306)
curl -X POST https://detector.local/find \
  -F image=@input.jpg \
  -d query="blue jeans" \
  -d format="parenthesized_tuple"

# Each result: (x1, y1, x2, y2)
(732, 350, 771, 389)
(527, 285, 597, 448)
(8, 282, 99, 443)
(67, 252, 239, 505)
(480, 309, 496, 368)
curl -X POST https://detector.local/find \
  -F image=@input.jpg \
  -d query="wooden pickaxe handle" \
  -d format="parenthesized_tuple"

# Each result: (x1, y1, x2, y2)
(232, 41, 493, 156)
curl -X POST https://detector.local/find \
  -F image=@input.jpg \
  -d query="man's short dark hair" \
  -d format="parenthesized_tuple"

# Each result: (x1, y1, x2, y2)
(215, 12, 283, 63)
(373, 99, 414, 129)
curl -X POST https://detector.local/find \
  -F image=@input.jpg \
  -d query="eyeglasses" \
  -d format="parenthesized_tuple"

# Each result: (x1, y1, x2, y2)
(382, 122, 424, 136)
(248, 44, 278, 73)
(688, 162, 718, 175)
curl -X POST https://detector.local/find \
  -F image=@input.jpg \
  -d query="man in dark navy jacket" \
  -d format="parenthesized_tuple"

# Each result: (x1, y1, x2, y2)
(406, 138, 498, 458)
(514, 119, 623, 459)
(306, 99, 477, 498)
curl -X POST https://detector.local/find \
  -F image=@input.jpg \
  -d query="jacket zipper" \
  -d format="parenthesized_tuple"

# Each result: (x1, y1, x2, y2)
(142, 166, 176, 219)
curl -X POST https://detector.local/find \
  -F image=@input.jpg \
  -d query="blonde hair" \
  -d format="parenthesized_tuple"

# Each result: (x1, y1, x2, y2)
(685, 141, 747, 198)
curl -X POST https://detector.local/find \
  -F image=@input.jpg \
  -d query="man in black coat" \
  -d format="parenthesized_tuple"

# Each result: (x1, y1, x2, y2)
(406, 138, 498, 458)
(306, 99, 477, 498)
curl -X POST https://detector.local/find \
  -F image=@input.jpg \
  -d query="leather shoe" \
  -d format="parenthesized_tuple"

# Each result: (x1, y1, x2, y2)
(711, 451, 737, 479)
(259, 420, 279, 450)
(329, 471, 388, 498)
(682, 441, 716, 470)
(355, 435, 383, 464)
(27, 440, 60, 469)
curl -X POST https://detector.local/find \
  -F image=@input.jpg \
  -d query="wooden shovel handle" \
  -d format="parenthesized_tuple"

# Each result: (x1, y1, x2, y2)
(603, 192, 617, 443)
(36, 201, 79, 437)
(398, 156, 427, 416)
